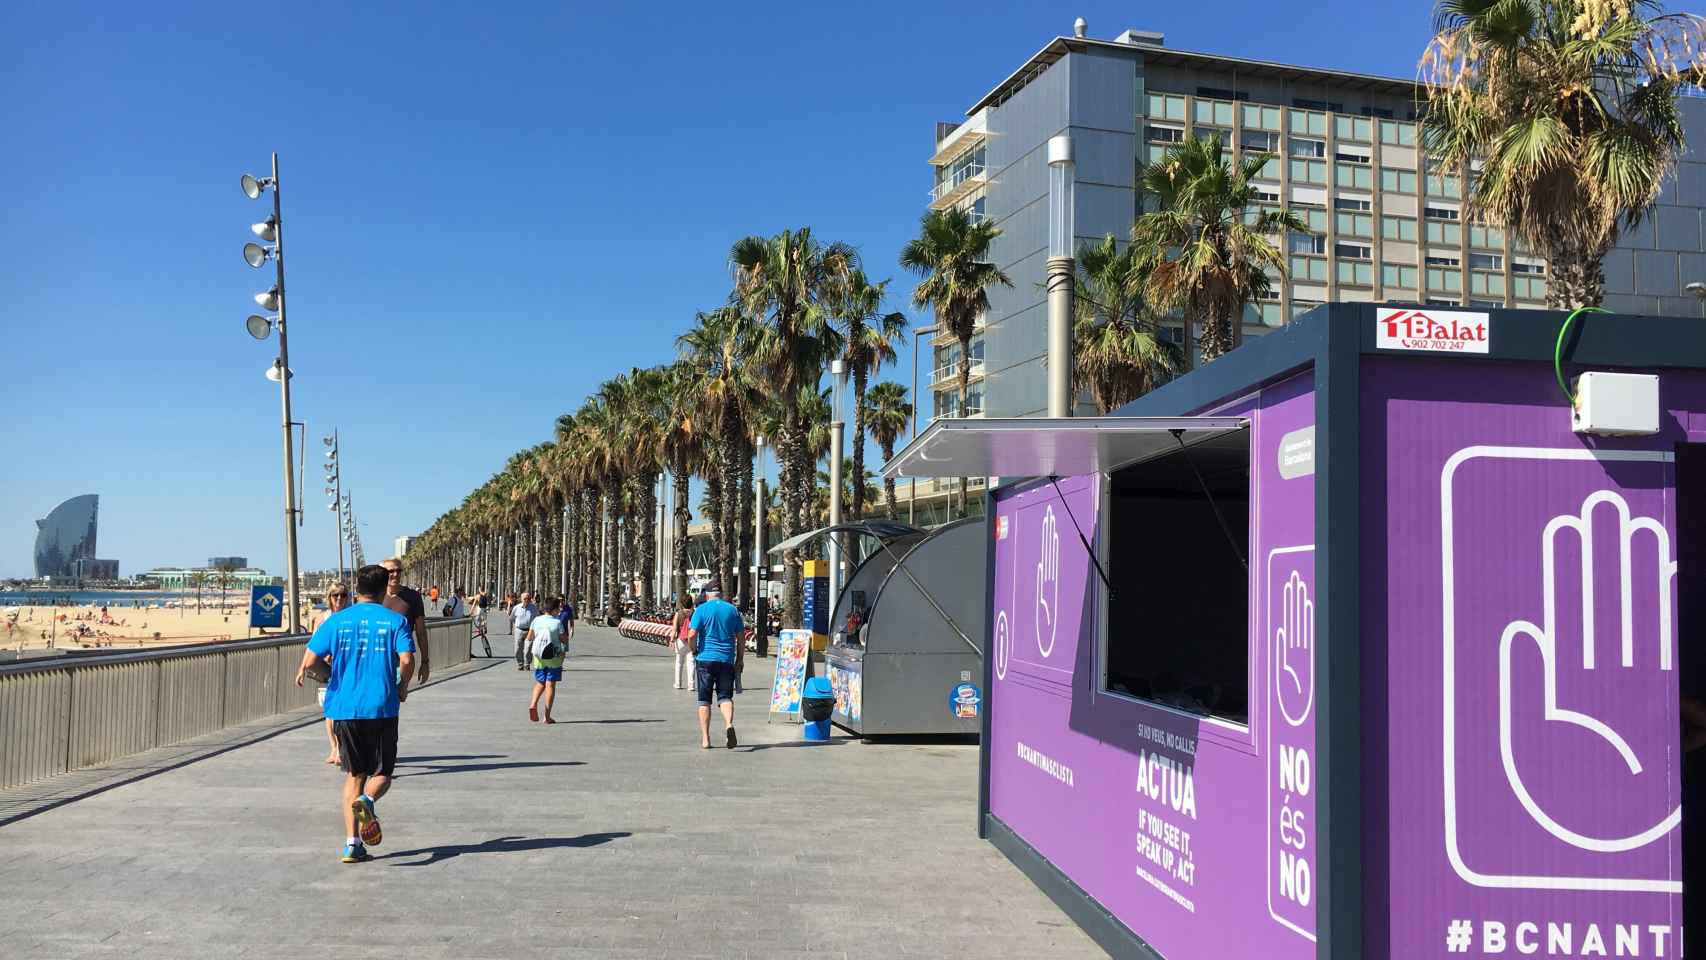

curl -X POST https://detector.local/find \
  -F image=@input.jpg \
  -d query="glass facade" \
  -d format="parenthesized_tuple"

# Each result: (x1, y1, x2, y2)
(34, 494, 98, 578)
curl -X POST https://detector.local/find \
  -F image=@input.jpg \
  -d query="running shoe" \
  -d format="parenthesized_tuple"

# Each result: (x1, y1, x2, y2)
(352, 796, 382, 847)
(340, 842, 372, 863)
(726, 726, 738, 749)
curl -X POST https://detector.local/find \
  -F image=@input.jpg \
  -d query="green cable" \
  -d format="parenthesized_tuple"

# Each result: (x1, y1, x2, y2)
(1554, 306, 1610, 405)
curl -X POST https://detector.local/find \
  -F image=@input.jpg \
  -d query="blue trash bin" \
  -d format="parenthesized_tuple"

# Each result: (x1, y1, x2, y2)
(801, 675, 834, 741)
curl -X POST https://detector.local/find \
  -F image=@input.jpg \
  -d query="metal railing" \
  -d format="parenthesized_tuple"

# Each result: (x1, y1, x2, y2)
(0, 617, 472, 791)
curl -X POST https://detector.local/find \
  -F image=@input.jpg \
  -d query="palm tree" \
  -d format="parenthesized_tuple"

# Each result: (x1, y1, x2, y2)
(210, 558, 240, 610)
(862, 381, 912, 518)
(731, 228, 856, 626)
(899, 207, 1010, 511)
(659, 362, 704, 601)
(834, 269, 906, 521)
(1133, 134, 1305, 362)
(1421, 0, 1705, 307)
(1072, 234, 1185, 413)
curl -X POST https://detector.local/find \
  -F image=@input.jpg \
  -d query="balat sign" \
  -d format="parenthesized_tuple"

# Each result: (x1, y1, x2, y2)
(1376, 308, 1490, 354)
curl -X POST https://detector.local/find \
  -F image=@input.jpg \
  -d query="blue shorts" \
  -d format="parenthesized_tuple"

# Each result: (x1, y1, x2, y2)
(696, 660, 736, 705)
(533, 667, 562, 683)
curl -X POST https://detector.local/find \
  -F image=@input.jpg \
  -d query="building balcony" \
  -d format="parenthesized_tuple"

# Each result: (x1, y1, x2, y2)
(930, 361, 986, 387)
(929, 165, 988, 210)
(930, 115, 988, 167)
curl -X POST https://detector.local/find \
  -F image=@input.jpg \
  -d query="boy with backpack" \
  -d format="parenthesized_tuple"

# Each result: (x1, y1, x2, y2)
(527, 596, 567, 723)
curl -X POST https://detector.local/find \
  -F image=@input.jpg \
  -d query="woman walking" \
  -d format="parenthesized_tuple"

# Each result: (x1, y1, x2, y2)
(318, 582, 350, 764)
(670, 595, 695, 690)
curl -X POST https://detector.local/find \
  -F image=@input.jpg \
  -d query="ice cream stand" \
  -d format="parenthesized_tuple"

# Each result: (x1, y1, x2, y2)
(881, 305, 1704, 959)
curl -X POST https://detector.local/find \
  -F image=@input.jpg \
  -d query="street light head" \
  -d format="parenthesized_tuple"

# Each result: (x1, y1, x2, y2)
(243, 242, 272, 268)
(325, 448, 336, 458)
(265, 361, 293, 382)
(1685, 281, 1706, 297)
(251, 219, 278, 242)
(244, 314, 274, 340)
(255, 288, 280, 311)
(240, 173, 272, 199)
(322, 435, 334, 446)
(328, 503, 339, 511)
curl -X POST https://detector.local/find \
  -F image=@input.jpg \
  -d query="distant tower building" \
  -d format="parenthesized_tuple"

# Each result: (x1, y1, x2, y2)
(208, 556, 249, 569)
(394, 536, 417, 558)
(34, 494, 99, 579)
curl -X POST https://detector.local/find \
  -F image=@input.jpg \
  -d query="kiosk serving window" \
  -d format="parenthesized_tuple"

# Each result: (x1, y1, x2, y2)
(1102, 430, 1251, 725)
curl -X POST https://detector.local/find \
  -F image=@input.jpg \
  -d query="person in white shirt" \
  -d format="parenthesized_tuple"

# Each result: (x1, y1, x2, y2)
(526, 596, 567, 723)
(511, 593, 538, 670)
(440, 587, 466, 619)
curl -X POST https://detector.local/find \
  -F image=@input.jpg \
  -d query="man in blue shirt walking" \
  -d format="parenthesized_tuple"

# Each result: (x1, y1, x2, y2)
(687, 581, 745, 749)
(296, 564, 416, 863)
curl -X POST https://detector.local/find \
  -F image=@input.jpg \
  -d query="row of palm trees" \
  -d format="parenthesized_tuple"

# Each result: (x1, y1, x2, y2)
(407, 1, 1706, 628)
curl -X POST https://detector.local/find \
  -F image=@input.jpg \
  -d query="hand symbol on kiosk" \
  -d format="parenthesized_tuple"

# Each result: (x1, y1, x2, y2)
(1036, 506, 1060, 657)
(1275, 569, 1314, 727)
(1497, 490, 1679, 854)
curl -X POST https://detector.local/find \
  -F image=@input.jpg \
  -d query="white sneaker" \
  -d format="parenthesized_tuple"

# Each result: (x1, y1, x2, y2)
(673, 683, 683, 690)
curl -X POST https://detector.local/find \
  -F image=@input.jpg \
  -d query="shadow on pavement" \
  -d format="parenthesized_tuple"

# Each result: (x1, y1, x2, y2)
(379, 832, 631, 867)
(740, 740, 846, 752)
(393, 760, 585, 777)
(557, 718, 664, 725)
(395, 754, 505, 763)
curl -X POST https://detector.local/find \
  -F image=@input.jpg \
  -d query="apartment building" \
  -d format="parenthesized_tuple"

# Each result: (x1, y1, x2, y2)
(927, 24, 1706, 419)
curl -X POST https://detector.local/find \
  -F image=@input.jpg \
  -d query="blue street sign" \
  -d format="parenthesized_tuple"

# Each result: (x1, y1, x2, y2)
(250, 584, 285, 628)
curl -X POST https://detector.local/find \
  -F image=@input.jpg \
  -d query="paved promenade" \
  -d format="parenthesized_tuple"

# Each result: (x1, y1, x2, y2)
(0, 621, 1097, 959)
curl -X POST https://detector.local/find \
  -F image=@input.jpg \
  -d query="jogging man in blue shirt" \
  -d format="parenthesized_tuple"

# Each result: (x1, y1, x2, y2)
(296, 564, 416, 863)
(687, 581, 744, 749)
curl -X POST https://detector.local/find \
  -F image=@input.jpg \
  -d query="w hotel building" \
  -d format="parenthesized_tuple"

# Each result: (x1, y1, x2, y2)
(926, 25, 1706, 419)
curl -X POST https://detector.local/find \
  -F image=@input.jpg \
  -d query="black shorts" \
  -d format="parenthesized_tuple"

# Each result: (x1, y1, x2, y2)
(696, 660, 736, 705)
(334, 717, 399, 777)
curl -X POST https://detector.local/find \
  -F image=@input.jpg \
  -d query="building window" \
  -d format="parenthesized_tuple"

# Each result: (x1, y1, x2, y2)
(1290, 158, 1327, 184)
(1512, 276, 1548, 299)
(1240, 130, 1280, 153)
(1382, 263, 1420, 289)
(1427, 267, 1464, 292)
(1291, 299, 1324, 319)
(1336, 212, 1374, 236)
(1381, 216, 1418, 241)
(1195, 99, 1236, 126)
(1290, 256, 1329, 282)
(1147, 92, 1187, 122)
(1334, 115, 1373, 142)
(1360, 106, 1395, 119)
(1196, 86, 1250, 102)
(1469, 225, 1506, 249)
(1425, 221, 1463, 245)
(1425, 255, 1462, 267)
(1334, 146, 1372, 164)
(1424, 206, 1460, 222)
(1337, 260, 1375, 285)
(1381, 168, 1418, 193)
(1297, 206, 1328, 232)
(1431, 173, 1463, 199)
(1335, 242, 1372, 260)
(1289, 110, 1328, 137)
(1335, 163, 1374, 190)
(1426, 298, 1460, 307)
(1292, 98, 1343, 113)
(1470, 271, 1506, 296)
(1468, 253, 1503, 271)
(966, 196, 988, 225)
(1512, 261, 1546, 275)
(1243, 302, 1286, 328)
(1241, 104, 1283, 131)
(1289, 234, 1326, 255)
(1288, 137, 1326, 158)
(1251, 187, 1281, 205)
(1379, 120, 1417, 146)
(1147, 124, 1185, 144)
(1334, 197, 1372, 212)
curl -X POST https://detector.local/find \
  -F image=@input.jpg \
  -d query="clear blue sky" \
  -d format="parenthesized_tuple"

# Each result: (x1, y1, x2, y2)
(0, 0, 1435, 578)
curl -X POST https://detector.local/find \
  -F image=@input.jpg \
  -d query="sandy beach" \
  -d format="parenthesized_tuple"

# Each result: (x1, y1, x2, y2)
(2, 598, 318, 651)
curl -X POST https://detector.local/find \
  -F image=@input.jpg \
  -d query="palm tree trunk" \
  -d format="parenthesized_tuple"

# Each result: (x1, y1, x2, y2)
(778, 420, 804, 629)
(603, 484, 619, 623)
(1546, 243, 1607, 309)
(881, 441, 898, 518)
(639, 476, 657, 610)
(957, 340, 972, 514)
(738, 444, 754, 610)
(706, 464, 726, 593)
(672, 454, 691, 601)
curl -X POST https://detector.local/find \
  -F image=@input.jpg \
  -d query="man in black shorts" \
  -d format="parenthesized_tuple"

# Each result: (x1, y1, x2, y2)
(382, 557, 430, 684)
(297, 564, 416, 863)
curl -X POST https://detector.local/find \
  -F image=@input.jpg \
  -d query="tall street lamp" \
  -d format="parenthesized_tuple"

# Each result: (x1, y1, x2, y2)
(1046, 134, 1076, 418)
(241, 153, 302, 633)
(323, 431, 345, 587)
(909, 324, 937, 525)
(828, 360, 848, 624)
(753, 434, 769, 658)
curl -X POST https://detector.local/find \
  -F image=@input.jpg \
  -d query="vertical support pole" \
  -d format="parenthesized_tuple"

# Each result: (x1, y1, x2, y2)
(272, 153, 302, 634)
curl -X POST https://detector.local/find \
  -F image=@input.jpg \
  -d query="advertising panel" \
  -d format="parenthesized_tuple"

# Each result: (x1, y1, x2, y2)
(987, 371, 1316, 957)
(1367, 359, 1699, 958)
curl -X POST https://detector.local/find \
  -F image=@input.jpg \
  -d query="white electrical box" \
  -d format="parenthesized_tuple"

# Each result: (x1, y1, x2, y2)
(1572, 372, 1660, 436)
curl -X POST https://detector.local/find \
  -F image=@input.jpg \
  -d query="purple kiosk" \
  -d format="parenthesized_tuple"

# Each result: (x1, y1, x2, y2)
(882, 305, 1704, 959)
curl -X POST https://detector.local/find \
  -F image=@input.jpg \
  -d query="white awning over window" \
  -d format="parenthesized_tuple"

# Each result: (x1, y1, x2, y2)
(880, 417, 1250, 479)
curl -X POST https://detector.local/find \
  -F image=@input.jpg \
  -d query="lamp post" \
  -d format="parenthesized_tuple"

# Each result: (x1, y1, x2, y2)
(241, 153, 302, 633)
(323, 431, 345, 587)
(753, 434, 769, 657)
(828, 360, 848, 626)
(1046, 134, 1076, 418)
(909, 324, 938, 524)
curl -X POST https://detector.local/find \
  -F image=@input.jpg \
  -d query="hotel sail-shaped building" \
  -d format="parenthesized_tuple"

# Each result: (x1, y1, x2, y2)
(34, 494, 98, 579)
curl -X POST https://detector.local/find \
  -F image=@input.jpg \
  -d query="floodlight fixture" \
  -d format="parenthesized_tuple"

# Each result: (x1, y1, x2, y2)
(265, 361, 293, 382)
(245, 314, 274, 340)
(240, 173, 273, 199)
(255, 288, 280, 311)
(243, 242, 272, 268)
(251, 218, 278, 242)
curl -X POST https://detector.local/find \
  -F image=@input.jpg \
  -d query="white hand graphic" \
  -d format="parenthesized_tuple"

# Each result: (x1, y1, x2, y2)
(1275, 570, 1314, 727)
(1497, 490, 1679, 853)
(1035, 506, 1060, 658)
